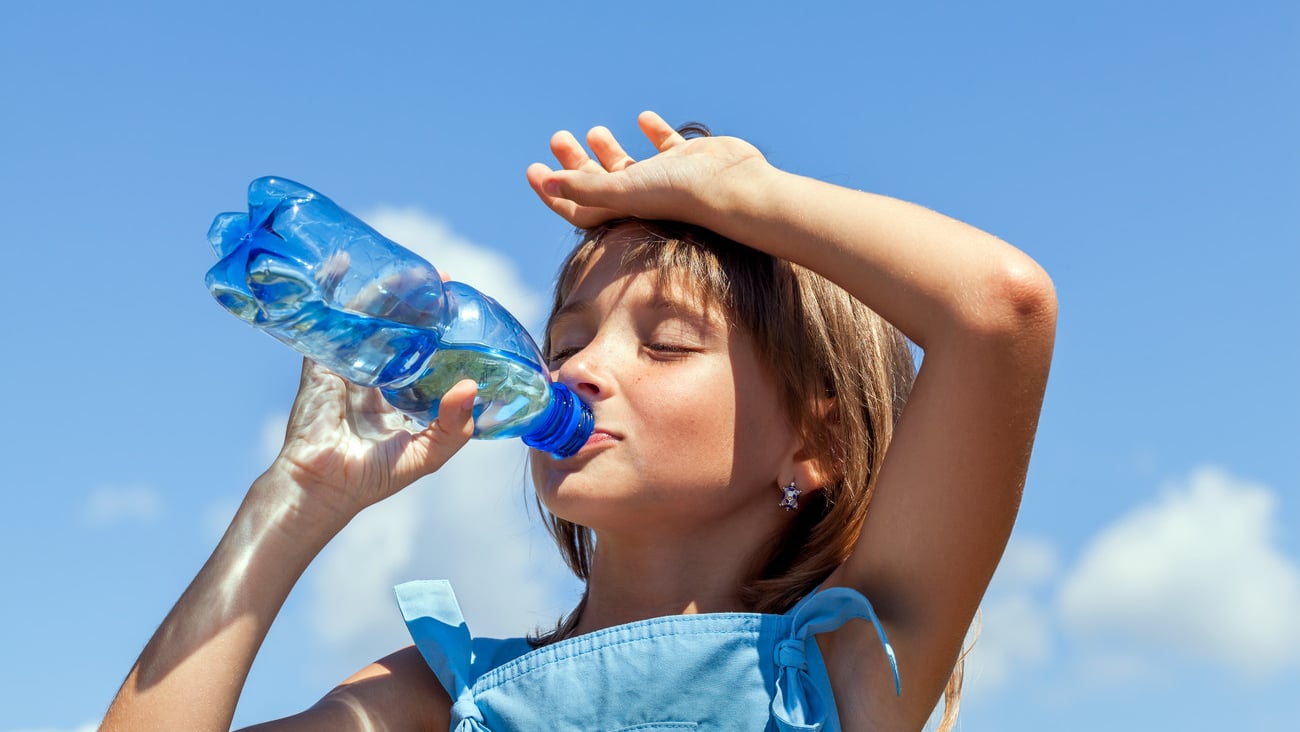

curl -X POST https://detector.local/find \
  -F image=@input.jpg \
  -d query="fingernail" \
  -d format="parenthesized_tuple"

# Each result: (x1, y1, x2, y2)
(543, 179, 562, 197)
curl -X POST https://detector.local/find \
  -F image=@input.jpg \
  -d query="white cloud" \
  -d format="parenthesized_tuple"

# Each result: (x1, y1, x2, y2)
(81, 484, 162, 527)
(1068, 647, 1160, 690)
(969, 467, 1300, 696)
(965, 536, 1059, 693)
(364, 208, 547, 332)
(993, 535, 1059, 589)
(1058, 466, 1300, 676)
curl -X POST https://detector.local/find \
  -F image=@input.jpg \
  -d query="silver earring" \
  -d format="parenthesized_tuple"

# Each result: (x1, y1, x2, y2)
(779, 481, 801, 511)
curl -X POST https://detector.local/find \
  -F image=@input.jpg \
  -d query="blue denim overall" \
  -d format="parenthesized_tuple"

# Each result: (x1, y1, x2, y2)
(396, 580, 900, 732)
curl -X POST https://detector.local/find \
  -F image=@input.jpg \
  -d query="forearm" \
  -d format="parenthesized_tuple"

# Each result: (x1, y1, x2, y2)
(701, 164, 1054, 350)
(534, 113, 1053, 348)
(101, 470, 344, 732)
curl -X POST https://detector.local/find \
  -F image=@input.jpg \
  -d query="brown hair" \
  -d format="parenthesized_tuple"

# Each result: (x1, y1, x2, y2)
(531, 130, 965, 728)
(534, 218, 916, 607)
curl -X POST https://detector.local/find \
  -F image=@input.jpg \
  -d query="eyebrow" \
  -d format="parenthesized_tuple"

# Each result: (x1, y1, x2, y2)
(551, 298, 593, 324)
(647, 294, 724, 333)
(545, 299, 591, 348)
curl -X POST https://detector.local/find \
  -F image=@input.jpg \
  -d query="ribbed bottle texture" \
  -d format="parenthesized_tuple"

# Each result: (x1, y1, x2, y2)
(204, 176, 593, 458)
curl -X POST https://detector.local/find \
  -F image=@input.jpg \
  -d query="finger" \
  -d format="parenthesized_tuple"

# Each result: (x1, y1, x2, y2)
(384, 379, 477, 486)
(316, 250, 351, 285)
(287, 357, 320, 432)
(286, 358, 346, 438)
(435, 378, 478, 434)
(345, 265, 443, 324)
(527, 164, 623, 229)
(347, 382, 413, 438)
(587, 126, 636, 172)
(296, 358, 345, 400)
(417, 379, 477, 457)
(298, 356, 321, 387)
(526, 162, 582, 218)
(549, 130, 605, 173)
(638, 110, 686, 151)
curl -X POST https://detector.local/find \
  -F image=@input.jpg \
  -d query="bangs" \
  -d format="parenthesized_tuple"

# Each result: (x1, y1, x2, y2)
(550, 219, 785, 347)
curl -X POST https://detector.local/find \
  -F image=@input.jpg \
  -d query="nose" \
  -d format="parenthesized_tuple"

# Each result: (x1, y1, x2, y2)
(555, 341, 612, 402)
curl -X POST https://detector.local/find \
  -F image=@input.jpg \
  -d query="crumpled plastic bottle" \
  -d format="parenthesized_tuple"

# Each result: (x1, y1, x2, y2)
(205, 176, 592, 458)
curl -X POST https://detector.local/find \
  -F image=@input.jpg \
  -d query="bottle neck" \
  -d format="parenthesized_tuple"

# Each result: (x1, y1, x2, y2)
(522, 383, 594, 458)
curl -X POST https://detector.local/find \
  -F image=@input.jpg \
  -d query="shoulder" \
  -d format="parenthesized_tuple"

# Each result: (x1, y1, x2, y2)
(239, 646, 449, 730)
(310, 646, 450, 730)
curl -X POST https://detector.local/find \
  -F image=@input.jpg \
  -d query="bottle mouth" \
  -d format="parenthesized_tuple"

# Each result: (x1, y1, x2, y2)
(522, 383, 594, 458)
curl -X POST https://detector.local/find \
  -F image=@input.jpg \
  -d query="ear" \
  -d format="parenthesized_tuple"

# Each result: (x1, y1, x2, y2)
(779, 423, 837, 498)
(779, 394, 839, 495)
(782, 445, 835, 497)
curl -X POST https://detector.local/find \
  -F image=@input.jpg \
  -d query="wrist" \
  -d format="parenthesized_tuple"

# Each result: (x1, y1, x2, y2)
(244, 464, 354, 548)
(696, 159, 787, 245)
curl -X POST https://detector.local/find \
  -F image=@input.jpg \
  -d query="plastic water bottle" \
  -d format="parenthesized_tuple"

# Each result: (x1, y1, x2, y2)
(204, 176, 593, 458)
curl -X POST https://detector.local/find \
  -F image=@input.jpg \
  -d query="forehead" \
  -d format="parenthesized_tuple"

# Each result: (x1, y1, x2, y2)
(570, 226, 721, 296)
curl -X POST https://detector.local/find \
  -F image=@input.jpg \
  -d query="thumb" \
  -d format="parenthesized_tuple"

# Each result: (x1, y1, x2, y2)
(411, 379, 478, 471)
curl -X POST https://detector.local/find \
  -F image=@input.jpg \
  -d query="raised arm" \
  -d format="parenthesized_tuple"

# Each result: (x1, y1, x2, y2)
(101, 361, 475, 731)
(529, 111, 1058, 726)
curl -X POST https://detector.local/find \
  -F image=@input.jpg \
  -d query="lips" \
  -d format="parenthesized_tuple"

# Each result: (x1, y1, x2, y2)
(540, 424, 620, 465)
(560, 427, 618, 459)
(584, 428, 619, 446)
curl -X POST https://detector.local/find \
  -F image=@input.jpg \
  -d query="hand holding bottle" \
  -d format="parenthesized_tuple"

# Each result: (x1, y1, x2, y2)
(262, 359, 478, 531)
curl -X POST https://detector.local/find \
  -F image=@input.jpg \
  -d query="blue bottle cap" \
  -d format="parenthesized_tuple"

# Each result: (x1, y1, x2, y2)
(522, 383, 594, 458)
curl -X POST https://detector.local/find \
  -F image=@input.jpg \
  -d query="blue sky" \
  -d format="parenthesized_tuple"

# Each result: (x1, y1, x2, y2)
(1, 1, 1296, 729)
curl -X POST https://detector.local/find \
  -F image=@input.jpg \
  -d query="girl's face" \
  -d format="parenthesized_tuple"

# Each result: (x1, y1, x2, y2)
(530, 231, 800, 535)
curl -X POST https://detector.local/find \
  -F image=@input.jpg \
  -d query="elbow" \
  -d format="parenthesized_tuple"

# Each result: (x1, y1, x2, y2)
(967, 253, 1058, 344)
(1001, 256, 1058, 332)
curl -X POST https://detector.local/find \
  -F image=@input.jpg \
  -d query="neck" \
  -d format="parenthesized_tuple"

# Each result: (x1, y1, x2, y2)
(571, 517, 782, 635)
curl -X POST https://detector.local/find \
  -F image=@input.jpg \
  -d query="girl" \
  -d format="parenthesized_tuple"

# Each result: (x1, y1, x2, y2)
(103, 111, 1056, 731)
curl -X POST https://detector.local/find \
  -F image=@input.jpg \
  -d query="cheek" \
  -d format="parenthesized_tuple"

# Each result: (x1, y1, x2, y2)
(640, 393, 740, 459)
(730, 375, 795, 452)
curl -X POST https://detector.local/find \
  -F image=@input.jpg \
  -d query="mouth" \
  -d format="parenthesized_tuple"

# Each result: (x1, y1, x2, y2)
(533, 425, 621, 468)
(583, 428, 619, 447)
(557, 427, 620, 461)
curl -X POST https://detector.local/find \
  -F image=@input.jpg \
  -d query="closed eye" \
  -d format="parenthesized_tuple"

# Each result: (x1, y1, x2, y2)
(645, 343, 696, 359)
(546, 346, 583, 367)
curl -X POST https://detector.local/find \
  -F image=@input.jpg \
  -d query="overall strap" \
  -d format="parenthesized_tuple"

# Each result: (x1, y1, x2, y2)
(772, 587, 901, 732)
(394, 580, 492, 731)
